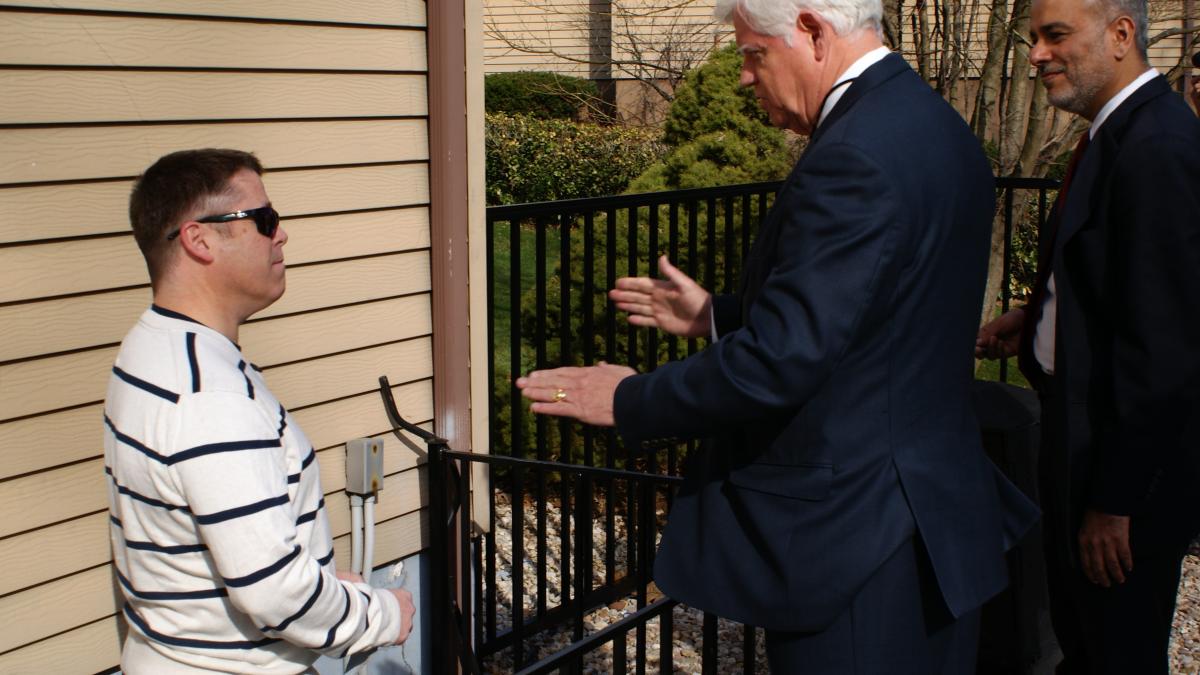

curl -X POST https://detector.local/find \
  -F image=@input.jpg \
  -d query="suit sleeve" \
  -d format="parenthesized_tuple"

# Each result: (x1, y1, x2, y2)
(615, 142, 904, 446)
(1087, 132, 1200, 515)
(711, 294, 741, 337)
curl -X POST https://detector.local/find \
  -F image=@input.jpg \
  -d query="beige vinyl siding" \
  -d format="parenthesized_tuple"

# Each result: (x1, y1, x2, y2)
(0, 1, 435, 671)
(485, 1, 593, 76)
(484, 0, 723, 76)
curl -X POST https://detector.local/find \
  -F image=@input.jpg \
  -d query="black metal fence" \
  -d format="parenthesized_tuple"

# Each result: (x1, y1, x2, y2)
(413, 177, 1058, 673)
(484, 182, 780, 672)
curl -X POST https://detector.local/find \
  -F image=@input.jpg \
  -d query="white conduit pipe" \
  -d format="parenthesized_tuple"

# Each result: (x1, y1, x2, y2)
(363, 496, 376, 578)
(349, 494, 364, 576)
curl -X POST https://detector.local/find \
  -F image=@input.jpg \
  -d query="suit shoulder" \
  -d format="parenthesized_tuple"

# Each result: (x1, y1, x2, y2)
(1119, 91, 1200, 147)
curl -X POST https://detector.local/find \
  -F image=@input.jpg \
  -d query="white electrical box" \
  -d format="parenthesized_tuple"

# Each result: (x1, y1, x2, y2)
(346, 438, 384, 495)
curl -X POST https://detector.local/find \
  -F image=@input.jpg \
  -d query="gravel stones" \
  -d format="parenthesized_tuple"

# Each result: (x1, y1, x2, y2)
(1170, 541, 1200, 674)
(482, 493, 1199, 673)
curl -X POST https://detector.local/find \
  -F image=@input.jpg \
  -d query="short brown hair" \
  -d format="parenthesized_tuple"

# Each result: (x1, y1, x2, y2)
(129, 148, 263, 281)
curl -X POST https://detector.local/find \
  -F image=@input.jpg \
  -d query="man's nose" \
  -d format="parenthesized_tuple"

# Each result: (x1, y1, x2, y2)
(1029, 40, 1049, 66)
(740, 67, 755, 88)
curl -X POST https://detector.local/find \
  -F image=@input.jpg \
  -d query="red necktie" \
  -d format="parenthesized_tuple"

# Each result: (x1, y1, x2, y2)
(1017, 132, 1090, 387)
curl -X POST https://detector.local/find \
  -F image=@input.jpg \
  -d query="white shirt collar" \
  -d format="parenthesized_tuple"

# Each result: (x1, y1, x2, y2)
(818, 46, 892, 128)
(1090, 68, 1158, 138)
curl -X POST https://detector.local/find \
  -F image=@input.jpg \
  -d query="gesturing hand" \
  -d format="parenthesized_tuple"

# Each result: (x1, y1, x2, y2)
(516, 363, 637, 427)
(975, 308, 1025, 360)
(1078, 509, 1133, 587)
(609, 255, 712, 338)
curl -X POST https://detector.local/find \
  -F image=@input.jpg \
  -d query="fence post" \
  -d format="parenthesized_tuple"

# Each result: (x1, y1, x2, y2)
(428, 437, 452, 674)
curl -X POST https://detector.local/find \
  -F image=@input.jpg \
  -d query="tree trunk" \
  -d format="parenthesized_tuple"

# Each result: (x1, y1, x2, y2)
(1015, 79, 1051, 176)
(978, 0, 1033, 332)
(998, 0, 1034, 174)
(915, 0, 932, 80)
(972, 0, 1011, 140)
(883, 0, 904, 49)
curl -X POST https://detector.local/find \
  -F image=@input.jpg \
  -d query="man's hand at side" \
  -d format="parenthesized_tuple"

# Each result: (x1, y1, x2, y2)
(336, 570, 364, 584)
(337, 571, 414, 645)
(975, 308, 1025, 359)
(390, 588, 415, 644)
(609, 255, 712, 338)
(516, 363, 637, 426)
(1078, 509, 1133, 587)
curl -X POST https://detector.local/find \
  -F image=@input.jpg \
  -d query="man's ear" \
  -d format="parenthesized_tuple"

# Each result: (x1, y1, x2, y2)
(797, 11, 828, 60)
(1109, 15, 1136, 60)
(176, 221, 216, 264)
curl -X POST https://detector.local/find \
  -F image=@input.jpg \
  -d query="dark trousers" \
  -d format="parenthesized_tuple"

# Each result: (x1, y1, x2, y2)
(765, 537, 981, 674)
(1043, 537, 1187, 675)
(1038, 402, 1190, 675)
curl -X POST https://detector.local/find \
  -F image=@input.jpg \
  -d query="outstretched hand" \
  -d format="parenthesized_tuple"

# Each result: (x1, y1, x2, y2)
(609, 255, 712, 338)
(976, 308, 1025, 360)
(516, 363, 637, 427)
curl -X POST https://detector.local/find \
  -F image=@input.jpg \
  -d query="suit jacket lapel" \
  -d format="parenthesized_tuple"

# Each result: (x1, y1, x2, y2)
(1055, 76, 1171, 250)
(813, 53, 908, 145)
(737, 53, 910, 318)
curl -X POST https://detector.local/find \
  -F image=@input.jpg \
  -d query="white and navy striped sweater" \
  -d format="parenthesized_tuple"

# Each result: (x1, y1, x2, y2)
(104, 306, 401, 673)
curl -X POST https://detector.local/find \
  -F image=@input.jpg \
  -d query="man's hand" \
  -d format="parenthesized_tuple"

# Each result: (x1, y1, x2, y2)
(390, 588, 415, 645)
(516, 363, 637, 426)
(335, 570, 364, 584)
(975, 308, 1025, 360)
(1078, 510, 1133, 587)
(609, 255, 712, 338)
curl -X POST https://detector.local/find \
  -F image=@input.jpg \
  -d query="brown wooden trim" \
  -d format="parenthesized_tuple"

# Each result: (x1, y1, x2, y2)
(428, 8, 473, 670)
(427, 1, 471, 455)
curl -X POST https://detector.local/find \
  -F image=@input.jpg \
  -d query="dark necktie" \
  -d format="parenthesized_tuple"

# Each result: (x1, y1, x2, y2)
(1017, 131, 1090, 387)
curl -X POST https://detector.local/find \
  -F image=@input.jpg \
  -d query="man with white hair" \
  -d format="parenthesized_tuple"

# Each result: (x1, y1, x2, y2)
(519, 0, 1036, 671)
(976, 0, 1200, 669)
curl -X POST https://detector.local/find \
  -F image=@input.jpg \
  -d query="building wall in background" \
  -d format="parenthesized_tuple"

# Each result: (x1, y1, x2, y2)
(483, 0, 1196, 98)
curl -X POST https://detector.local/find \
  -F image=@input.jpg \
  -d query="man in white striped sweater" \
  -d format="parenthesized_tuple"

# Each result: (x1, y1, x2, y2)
(104, 149, 414, 673)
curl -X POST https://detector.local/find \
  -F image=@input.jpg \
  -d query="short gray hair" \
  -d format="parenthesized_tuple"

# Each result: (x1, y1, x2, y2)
(715, 0, 883, 39)
(1094, 0, 1148, 57)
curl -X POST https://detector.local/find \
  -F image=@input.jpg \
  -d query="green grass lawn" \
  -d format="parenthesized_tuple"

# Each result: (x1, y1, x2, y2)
(975, 356, 1031, 389)
(490, 220, 561, 377)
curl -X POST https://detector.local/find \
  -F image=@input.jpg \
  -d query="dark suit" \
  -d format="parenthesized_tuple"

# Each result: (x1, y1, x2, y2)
(613, 54, 1038, 669)
(1020, 75, 1200, 674)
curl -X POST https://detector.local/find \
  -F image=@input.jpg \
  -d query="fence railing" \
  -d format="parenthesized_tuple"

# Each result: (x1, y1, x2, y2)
(384, 377, 761, 673)
(413, 176, 1059, 673)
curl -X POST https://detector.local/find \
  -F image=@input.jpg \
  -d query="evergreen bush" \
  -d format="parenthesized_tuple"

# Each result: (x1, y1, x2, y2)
(484, 71, 598, 120)
(485, 113, 666, 205)
(629, 43, 796, 192)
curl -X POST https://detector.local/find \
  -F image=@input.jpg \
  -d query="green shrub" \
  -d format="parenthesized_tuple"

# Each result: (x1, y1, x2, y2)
(485, 71, 599, 120)
(485, 113, 667, 205)
(629, 43, 796, 192)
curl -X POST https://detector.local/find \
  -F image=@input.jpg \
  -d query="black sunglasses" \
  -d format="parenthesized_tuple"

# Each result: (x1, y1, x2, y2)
(166, 205, 280, 241)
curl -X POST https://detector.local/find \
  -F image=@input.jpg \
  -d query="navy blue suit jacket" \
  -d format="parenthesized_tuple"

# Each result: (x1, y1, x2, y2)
(614, 54, 1038, 632)
(1036, 76, 1200, 559)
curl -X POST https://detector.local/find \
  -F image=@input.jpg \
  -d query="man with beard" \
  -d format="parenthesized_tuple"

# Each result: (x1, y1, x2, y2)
(519, 0, 1037, 671)
(976, 0, 1200, 671)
